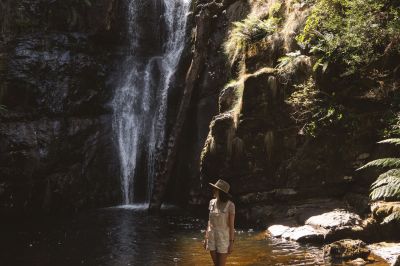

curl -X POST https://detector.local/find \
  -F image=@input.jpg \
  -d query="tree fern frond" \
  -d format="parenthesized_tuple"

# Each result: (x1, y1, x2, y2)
(381, 211, 400, 225)
(370, 173, 400, 201)
(375, 169, 400, 181)
(378, 138, 400, 146)
(357, 158, 400, 170)
(371, 176, 400, 191)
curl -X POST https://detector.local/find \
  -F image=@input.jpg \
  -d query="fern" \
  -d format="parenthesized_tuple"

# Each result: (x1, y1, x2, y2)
(357, 158, 400, 171)
(381, 211, 400, 225)
(370, 170, 400, 201)
(224, 10, 280, 64)
(358, 138, 400, 201)
(378, 139, 400, 146)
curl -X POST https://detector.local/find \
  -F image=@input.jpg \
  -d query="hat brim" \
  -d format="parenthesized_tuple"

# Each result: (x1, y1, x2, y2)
(208, 182, 231, 196)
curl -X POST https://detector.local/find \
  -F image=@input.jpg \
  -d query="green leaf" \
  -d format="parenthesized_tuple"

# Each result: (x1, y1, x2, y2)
(378, 138, 400, 146)
(381, 211, 400, 225)
(322, 61, 329, 73)
(357, 158, 400, 170)
(369, 169, 400, 201)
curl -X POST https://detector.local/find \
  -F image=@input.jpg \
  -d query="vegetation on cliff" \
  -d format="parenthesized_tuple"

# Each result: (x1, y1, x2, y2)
(224, 2, 282, 65)
(298, 0, 400, 76)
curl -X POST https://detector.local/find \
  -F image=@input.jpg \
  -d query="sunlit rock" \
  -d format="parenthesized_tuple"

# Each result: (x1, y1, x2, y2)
(323, 239, 370, 260)
(368, 242, 400, 266)
(281, 225, 328, 243)
(267, 225, 290, 238)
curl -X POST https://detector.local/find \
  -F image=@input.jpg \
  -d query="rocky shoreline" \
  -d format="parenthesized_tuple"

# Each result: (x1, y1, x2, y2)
(265, 201, 400, 265)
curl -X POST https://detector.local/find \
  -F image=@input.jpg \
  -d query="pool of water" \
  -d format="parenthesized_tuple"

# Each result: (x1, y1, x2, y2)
(0, 205, 388, 266)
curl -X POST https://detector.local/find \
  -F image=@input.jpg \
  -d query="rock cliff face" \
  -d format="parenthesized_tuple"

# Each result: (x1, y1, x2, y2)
(0, 0, 123, 214)
(0, 0, 398, 218)
(169, 0, 251, 204)
(188, 0, 399, 222)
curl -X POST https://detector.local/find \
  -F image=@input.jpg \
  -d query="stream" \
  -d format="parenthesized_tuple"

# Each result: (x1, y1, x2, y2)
(1, 205, 379, 266)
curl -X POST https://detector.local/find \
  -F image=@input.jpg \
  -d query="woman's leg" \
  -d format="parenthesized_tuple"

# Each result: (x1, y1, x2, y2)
(217, 253, 228, 266)
(210, 251, 217, 266)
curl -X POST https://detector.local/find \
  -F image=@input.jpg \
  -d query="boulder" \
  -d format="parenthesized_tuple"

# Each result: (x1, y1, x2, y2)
(267, 225, 290, 238)
(368, 242, 400, 266)
(323, 239, 370, 260)
(285, 198, 348, 224)
(281, 225, 328, 243)
(305, 209, 363, 241)
(305, 209, 362, 230)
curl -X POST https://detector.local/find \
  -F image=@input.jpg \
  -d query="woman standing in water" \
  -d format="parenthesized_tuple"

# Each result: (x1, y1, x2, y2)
(203, 179, 235, 266)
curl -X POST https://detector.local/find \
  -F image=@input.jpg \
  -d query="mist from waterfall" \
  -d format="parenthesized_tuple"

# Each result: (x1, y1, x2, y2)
(112, 0, 191, 205)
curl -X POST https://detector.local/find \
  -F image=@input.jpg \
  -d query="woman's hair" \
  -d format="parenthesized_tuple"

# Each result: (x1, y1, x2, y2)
(219, 190, 231, 203)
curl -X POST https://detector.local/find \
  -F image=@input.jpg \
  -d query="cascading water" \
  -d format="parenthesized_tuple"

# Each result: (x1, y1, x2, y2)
(112, 0, 191, 205)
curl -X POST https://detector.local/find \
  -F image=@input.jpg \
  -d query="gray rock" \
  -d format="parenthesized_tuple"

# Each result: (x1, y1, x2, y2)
(305, 209, 363, 242)
(285, 198, 348, 224)
(267, 225, 290, 237)
(281, 225, 328, 243)
(305, 209, 362, 230)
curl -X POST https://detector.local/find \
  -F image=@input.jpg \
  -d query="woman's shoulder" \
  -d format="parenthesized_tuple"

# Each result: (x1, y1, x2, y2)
(228, 200, 235, 213)
(209, 198, 217, 204)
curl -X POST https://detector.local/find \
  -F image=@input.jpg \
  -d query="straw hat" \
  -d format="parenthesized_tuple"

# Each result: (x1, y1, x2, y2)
(209, 179, 231, 195)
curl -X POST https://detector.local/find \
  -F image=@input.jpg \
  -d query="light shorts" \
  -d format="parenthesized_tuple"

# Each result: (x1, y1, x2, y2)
(206, 229, 230, 254)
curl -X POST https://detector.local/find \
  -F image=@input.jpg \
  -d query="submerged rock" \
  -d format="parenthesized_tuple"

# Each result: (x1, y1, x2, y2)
(323, 239, 370, 260)
(348, 258, 368, 266)
(368, 242, 400, 266)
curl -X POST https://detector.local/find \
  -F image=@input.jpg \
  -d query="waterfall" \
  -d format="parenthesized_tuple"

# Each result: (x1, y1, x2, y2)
(112, 0, 191, 205)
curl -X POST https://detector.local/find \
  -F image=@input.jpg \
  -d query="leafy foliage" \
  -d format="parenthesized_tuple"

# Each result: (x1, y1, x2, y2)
(382, 112, 400, 138)
(287, 78, 344, 137)
(224, 4, 281, 65)
(297, 0, 400, 76)
(358, 139, 400, 201)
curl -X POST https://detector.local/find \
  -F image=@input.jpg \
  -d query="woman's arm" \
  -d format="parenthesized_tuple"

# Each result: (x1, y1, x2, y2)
(228, 212, 235, 253)
(203, 220, 210, 249)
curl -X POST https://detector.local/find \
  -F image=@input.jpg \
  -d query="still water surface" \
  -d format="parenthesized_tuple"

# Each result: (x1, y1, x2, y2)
(0, 205, 388, 266)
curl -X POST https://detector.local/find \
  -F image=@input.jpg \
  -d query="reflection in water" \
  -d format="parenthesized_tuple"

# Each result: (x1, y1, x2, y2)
(0, 208, 389, 266)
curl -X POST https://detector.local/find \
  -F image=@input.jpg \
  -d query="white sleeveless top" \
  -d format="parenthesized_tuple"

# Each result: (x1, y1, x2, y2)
(208, 199, 235, 230)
